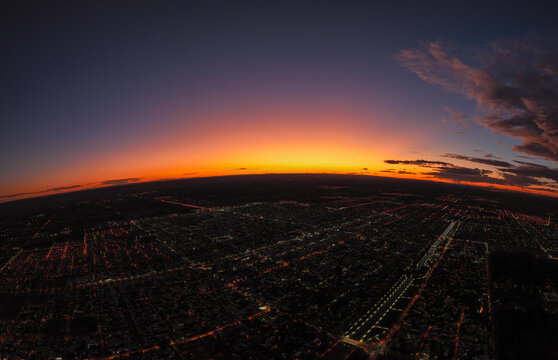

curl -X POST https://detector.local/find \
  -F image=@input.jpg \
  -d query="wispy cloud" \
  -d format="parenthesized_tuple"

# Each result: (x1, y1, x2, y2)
(474, 149, 500, 159)
(397, 34, 558, 161)
(442, 107, 470, 127)
(442, 153, 514, 168)
(0, 184, 83, 200)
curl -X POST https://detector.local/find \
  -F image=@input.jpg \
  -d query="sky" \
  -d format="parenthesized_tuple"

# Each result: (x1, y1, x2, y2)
(2, 0, 558, 201)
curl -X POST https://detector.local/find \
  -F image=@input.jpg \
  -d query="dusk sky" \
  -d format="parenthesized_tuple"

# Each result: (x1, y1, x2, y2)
(2, 0, 558, 201)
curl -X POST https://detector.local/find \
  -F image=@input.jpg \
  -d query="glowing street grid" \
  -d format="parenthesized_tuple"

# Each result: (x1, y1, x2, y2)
(1, 176, 557, 359)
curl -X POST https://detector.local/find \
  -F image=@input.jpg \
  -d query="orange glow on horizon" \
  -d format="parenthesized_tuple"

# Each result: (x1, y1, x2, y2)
(2, 105, 557, 202)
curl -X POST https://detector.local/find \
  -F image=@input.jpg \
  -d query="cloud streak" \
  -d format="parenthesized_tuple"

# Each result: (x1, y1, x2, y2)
(442, 153, 514, 168)
(442, 107, 470, 127)
(384, 159, 451, 167)
(100, 178, 141, 185)
(0, 184, 83, 200)
(47, 184, 82, 192)
(1, 177, 151, 201)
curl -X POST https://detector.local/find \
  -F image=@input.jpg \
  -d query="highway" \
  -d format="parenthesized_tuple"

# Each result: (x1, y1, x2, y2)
(346, 274, 414, 342)
(344, 221, 457, 343)
(416, 221, 456, 268)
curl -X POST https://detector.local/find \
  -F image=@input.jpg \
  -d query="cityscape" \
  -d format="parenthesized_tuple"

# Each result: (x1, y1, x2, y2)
(2, 1, 558, 359)
(0, 174, 556, 359)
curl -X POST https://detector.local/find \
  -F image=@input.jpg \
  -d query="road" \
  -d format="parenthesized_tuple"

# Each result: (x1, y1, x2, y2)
(416, 221, 456, 268)
(344, 221, 457, 343)
(346, 275, 414, 341)
(158, 199, 211, 210)
(0, 249, 22, 274)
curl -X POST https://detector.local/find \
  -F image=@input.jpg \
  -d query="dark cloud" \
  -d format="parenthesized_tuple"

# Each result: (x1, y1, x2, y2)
(47, 184, 82, 192)
(513, 142, 556, 160)
(499, 162, 558, 183)
(384, 157, 558, 191)
(362, 167, 368, 171)
(424, 166, 506, 185)
(500, 172, 544, 187)
(515, 154, 538, 160)
(513, 160, 546, 167)
(384, 159, 452, 166)
(398, 170, 414, 174)
(442, 153, 513, 168)
(100, 178, 141, 185)
(397, 34, 558, 161)
(182, 172, 198, 176)
(235, 168, 248, 171)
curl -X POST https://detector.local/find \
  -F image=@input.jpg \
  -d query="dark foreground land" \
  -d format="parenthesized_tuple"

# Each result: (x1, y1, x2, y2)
(0, 174, 557, 359)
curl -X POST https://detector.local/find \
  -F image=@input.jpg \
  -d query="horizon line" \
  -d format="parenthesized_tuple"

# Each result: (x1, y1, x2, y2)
(2, 171, 558, 205)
